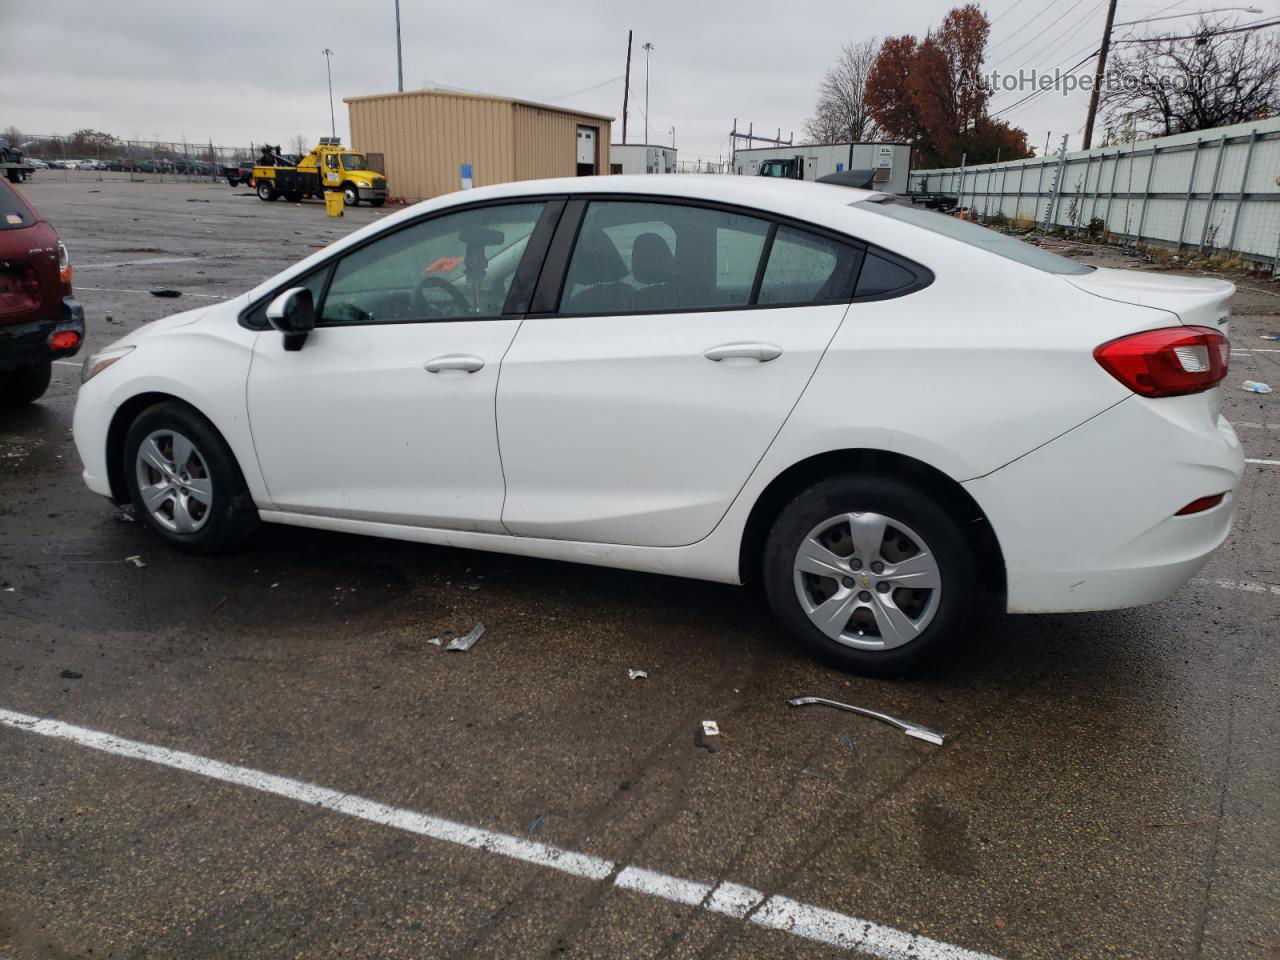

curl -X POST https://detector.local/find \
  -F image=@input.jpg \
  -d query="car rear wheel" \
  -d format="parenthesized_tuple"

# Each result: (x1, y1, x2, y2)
(256, 181, 277, 201)
(0, 360, 52, 406)
(123, 402, 258, 553)
(762, 473, 980, 676)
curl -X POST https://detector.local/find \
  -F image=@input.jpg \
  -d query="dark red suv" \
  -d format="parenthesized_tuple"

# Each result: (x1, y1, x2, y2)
(0, 179, 84, 406)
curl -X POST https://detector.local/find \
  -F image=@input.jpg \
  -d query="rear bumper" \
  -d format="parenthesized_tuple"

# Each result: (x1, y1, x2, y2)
(966, 397, 1244, 613)
(0, 297, 85, 371)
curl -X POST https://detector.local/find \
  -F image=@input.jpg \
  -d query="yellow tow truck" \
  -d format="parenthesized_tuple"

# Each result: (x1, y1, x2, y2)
(252, 138, 388, 207)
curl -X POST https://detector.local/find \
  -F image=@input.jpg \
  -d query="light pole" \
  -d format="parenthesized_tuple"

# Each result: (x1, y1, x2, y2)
(322, 48, 336, 139)
(670, 126, 676, 148)
(394, 0, 404, 92)
(642, 42, 654, 146)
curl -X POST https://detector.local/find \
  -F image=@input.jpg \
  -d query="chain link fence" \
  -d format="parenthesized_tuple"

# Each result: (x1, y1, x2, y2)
(17, 135, 258, 183)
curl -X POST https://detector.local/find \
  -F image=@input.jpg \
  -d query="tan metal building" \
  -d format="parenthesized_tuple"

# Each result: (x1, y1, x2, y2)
(345, 89, 613, 201)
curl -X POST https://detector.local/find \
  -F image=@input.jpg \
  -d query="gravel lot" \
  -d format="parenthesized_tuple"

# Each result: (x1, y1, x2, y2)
(1, 176, 1277, 960)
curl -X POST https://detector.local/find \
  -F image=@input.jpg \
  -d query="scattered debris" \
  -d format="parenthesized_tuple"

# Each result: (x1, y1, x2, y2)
(125, 555, 146, 568)
(445, 623, 485, 651)
(209, 595, 228, 615)
(1262, 334, 1280, 341)
(628, 669, 648, 680)
(112, 504, 137, 523)
(787, 696, 945, 746)
(994, 918, 1007, 930)
(527, 813, 545, 837)
(1139, 817, 1212, 829)
(427, 637, 443, 646)
(701, 720, 720, 737)
(1242, 380, 1273, 394)
(842, 734, 857, 753)
(185, 198, 211, 203)
(149, 289, 182, 298)
(693, 725, 718, 753)
(59, 670, 82, 680)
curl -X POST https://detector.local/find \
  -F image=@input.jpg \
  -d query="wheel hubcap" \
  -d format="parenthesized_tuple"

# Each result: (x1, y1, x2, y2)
(792, 511, 942, 650)
(134, 429, 213, 534)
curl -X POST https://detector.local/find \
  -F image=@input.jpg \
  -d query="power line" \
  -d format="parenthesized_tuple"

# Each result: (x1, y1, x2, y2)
(545, 75, 624, 104)
(1113, 15, 1280, 42)
(1001, 0, 1096, 62)
(990, 0, 1033, 26)
(1007, 0, 1108, 73)
(989, 49, 1099, 118)
(989, 0, 1059, 52)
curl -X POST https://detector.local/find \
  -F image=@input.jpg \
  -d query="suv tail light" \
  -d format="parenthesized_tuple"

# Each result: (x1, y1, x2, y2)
(58, 241, 73, 291)
(1094, 326, 1229, 398)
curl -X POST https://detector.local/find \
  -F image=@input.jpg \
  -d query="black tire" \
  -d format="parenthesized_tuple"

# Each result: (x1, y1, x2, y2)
(342, 183, 359, 206)
(762, 473, 981, 676)
(123, 401, 258, 554)
(369, 198, 386, 208)
(284, 191, 303, 203)
(256, 180, 278, 201)
(0, 359, 52, 406)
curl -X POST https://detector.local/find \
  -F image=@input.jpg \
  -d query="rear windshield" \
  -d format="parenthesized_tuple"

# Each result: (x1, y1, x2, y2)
(0, 183, 35, 231)
(858, 198, 1093, 275)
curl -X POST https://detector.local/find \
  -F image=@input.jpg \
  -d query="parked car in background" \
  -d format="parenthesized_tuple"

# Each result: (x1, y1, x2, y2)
(71, 176, 1242, 675)
(28, 158, 49, 170)
(0, 179, 83, 406)
(222, 161, 255, 187)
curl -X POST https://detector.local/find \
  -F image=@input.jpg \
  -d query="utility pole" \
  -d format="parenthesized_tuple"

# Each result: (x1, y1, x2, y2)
(642, 41, 654, 145)
(622, 31, 632, 144)
(394, 0, 403, 92)
(322, 48, 336, 139)
(670, 126, 676, 148)
(1081, 0, 1118, 150)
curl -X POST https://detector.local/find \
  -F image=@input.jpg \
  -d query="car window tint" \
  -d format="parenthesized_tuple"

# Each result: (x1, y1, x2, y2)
(855, 253, 917, 297)
(757, 226, 860, 305)
(320, 202, 545, 325)
(560, 201, 768, 315)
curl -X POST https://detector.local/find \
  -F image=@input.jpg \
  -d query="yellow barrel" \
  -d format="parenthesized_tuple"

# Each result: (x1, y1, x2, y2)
(324, 191, 344, 217)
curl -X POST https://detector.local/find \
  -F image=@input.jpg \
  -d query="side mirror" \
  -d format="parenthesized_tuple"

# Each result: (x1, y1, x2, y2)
(266, 287, 316, 351)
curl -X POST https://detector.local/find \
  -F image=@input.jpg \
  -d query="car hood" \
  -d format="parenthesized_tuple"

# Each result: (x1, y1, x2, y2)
(109, 306, 210, 348)
(1066, 268, 1233, 330)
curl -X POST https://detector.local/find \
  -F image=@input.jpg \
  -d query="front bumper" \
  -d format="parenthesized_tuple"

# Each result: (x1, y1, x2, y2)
(0, 296, 85, 370)
(966, 396, 1244, 613)
(357, 183, 388, 202)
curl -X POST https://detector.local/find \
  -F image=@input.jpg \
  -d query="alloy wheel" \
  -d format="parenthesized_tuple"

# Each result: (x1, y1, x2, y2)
(792, 511, 942, 650)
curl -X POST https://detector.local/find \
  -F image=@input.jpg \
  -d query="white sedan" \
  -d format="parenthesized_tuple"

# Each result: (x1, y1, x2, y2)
(72, 176, 1243, 674)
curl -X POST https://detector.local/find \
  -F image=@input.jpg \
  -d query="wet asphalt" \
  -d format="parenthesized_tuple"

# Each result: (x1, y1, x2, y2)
(1, 177, 1277, 960)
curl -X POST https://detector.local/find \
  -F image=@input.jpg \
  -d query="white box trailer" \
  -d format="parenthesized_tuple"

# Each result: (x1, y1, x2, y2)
(732, 142, 912, 194)
(609, 144, 677, 174)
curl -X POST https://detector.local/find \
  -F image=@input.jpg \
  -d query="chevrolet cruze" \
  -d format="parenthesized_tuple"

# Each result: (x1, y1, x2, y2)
(73, 176, 1243, 674)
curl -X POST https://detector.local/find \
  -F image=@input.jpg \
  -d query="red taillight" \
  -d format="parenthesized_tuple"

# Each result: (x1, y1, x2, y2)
(1175, 493, 1226, 516)
(1094, 326, 1229, 398)
(48, 330, 80, 351)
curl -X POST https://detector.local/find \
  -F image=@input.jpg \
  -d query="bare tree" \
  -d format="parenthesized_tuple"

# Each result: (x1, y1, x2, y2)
(1101, 16, 1280, 136)
(290, 134, 309, 156)
(805, 39, 881, 143)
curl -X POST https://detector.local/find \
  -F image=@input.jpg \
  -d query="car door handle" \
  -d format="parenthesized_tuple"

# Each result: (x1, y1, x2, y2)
(703, 342, 783, 363)
(424, 354, 485, 374)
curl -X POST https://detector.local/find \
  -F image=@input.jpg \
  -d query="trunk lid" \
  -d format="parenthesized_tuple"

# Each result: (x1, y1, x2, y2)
(1066, 268, 1233, 332)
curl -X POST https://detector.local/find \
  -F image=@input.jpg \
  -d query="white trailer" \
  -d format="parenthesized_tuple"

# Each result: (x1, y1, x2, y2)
(732, 142, 912, 194)
(609, 144, 677, 175)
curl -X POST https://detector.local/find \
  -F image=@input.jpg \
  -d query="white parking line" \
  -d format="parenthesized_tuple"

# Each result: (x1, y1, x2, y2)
(1233, 422, 1279, 430)
(0, 708, 1000, 960)
(52, 360, 80, 367)
(1192, 577, 1280, 597)
(1246, 458, 1280, 465)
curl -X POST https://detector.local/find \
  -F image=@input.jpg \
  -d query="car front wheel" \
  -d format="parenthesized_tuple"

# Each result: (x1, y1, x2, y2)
(123, 402, 258, 553)
(763, 474, 980, 676)
(343, 184, 359, 206)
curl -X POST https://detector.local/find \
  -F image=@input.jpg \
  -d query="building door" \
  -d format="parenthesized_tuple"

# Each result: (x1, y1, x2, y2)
(576, 126, 596, 176)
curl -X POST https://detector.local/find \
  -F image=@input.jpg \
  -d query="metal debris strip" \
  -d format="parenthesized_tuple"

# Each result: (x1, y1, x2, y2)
(628, 669, 648, 680)
(787, 696, 945, 746)
(427, 637, 443, 646)
(701, 720, 720, 736)
(445, 623, 485, 652)
(125, 555, 146, 568)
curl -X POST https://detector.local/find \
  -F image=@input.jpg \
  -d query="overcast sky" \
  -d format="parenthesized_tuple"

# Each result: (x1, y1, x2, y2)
(3, 0, 1278, 165)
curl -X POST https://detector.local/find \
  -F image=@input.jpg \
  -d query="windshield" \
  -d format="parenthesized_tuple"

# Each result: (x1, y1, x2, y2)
(859, 198, 1094, 275)
(342, 154, 369, 171)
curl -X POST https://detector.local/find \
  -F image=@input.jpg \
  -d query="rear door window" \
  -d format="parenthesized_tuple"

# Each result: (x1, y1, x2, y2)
(757, 226, 861, 305)
(559, 201, 769, 314)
